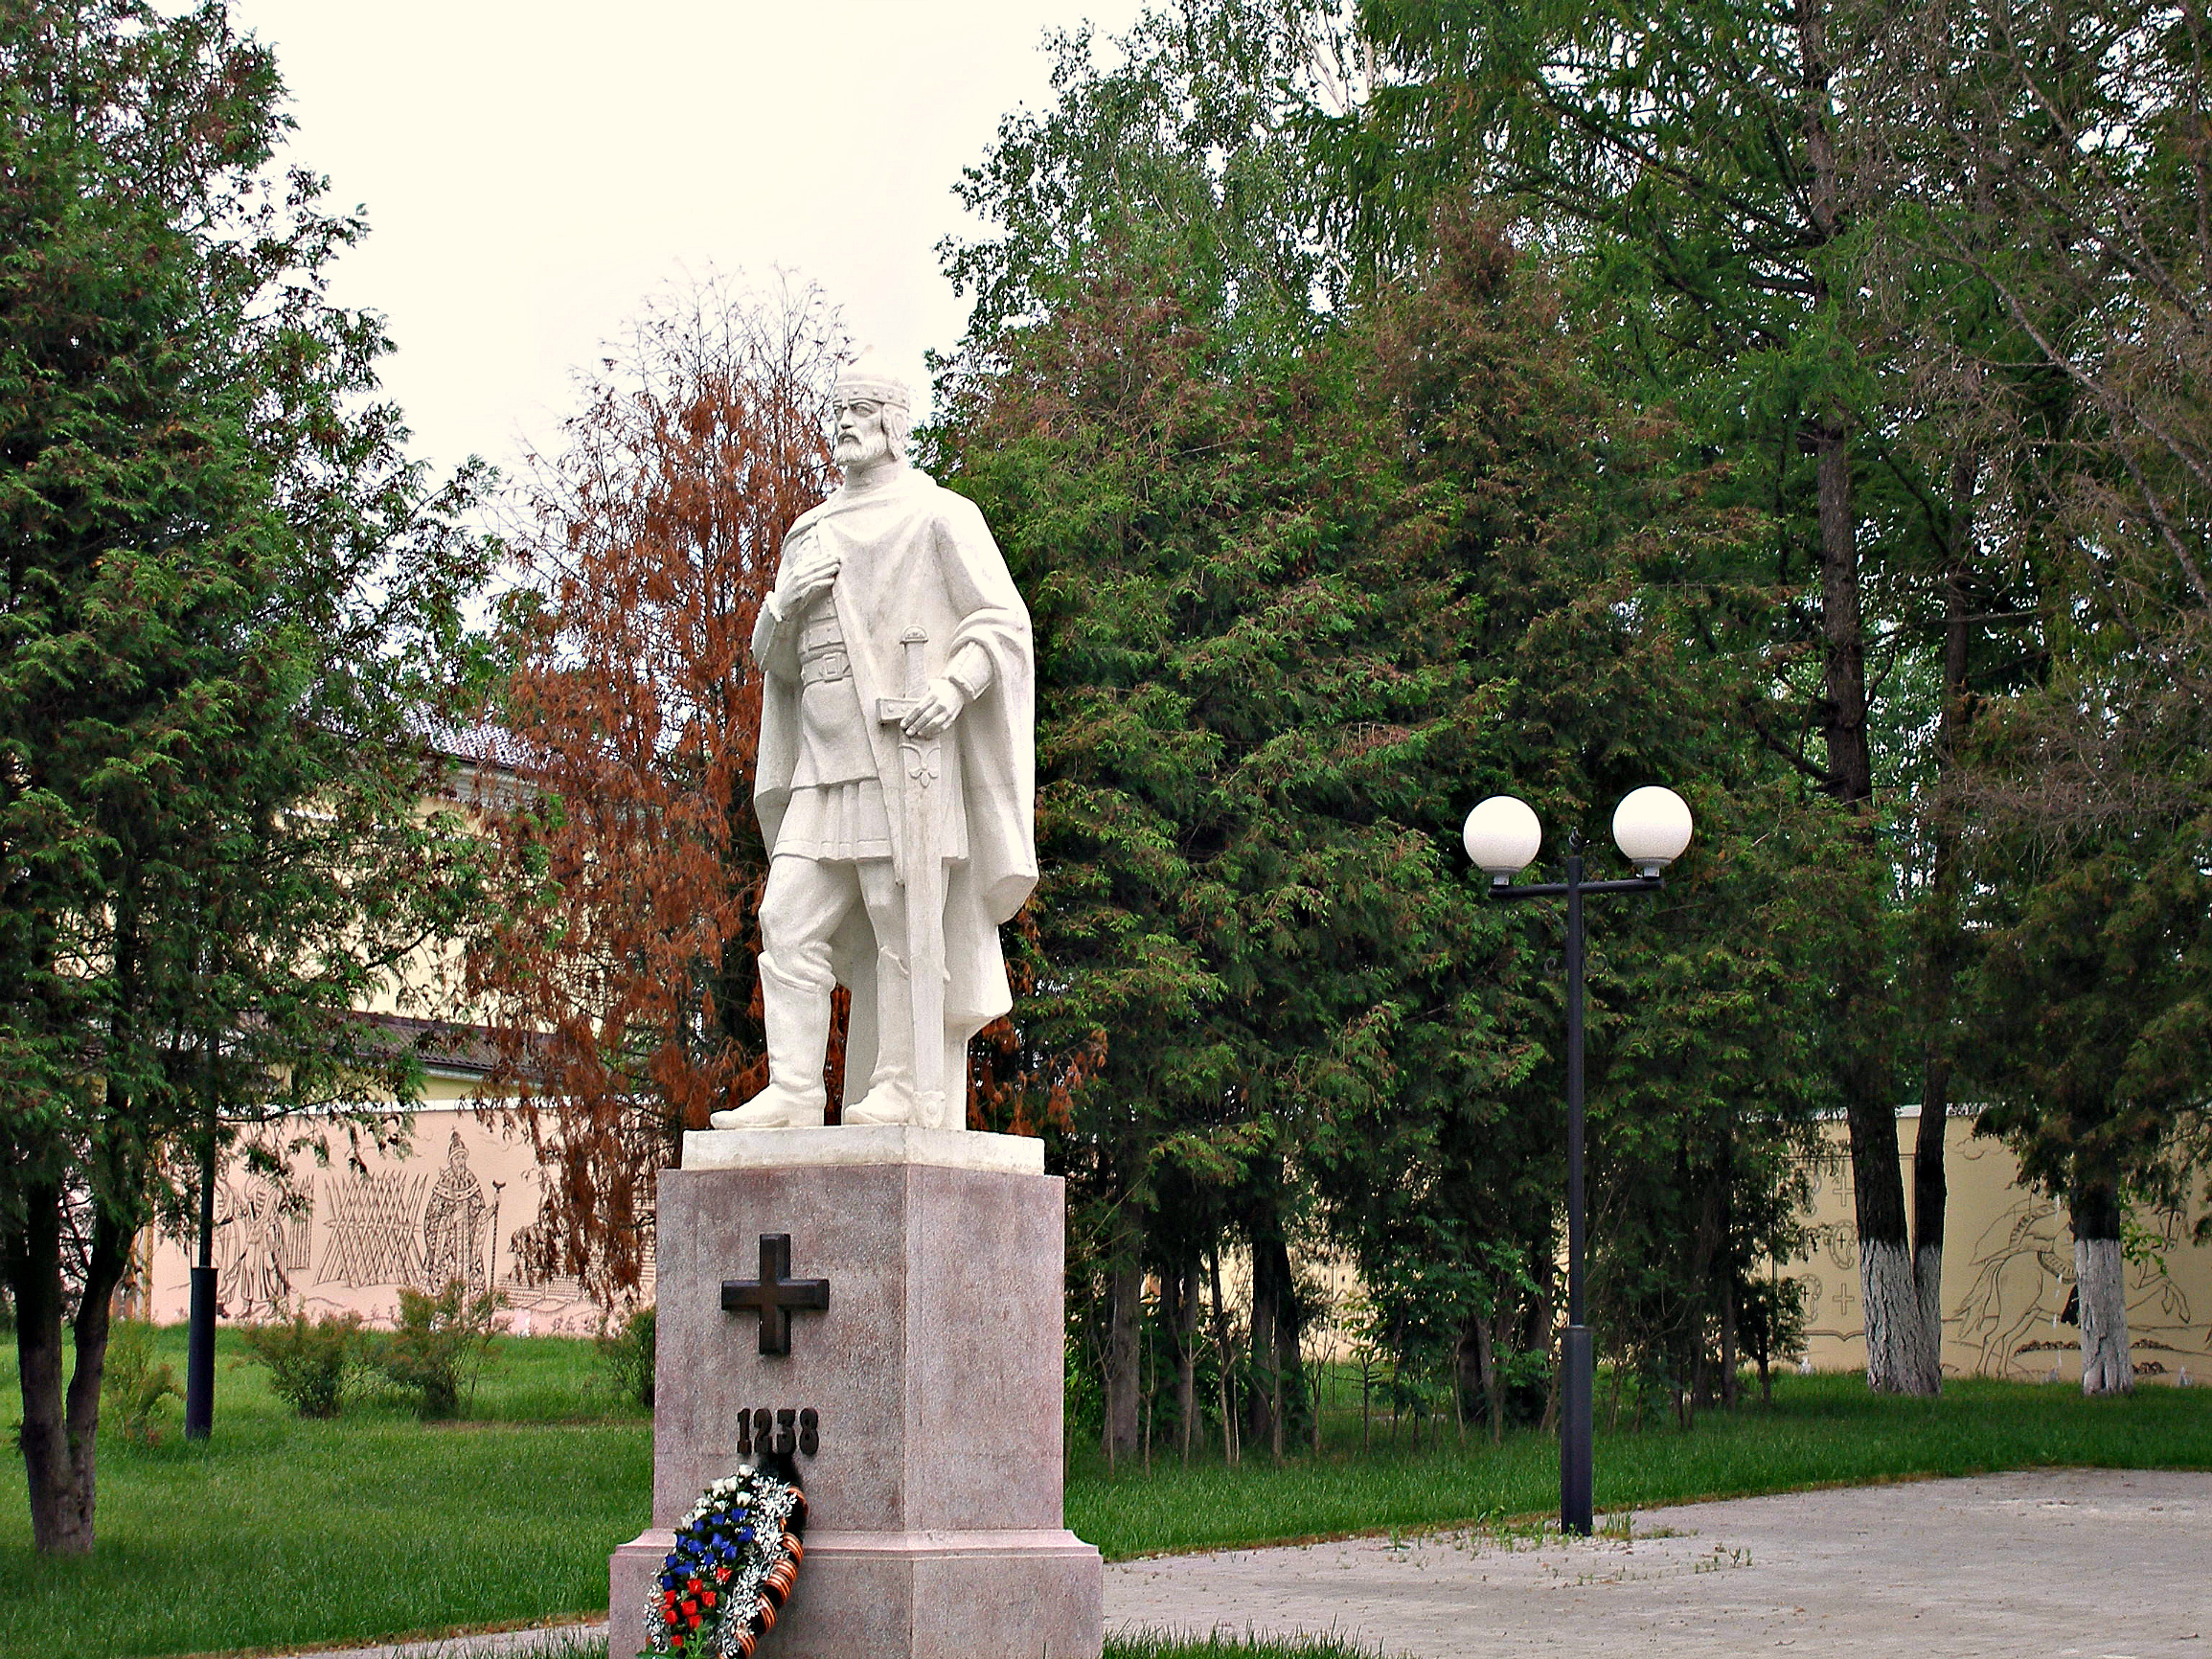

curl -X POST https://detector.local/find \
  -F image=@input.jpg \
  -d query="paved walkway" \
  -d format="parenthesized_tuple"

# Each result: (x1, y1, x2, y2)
(267, 1468, 2210, 1659)
(1106, 1467, 2212, 1658)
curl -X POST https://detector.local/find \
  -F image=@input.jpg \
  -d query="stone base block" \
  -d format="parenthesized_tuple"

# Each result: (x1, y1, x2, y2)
(609, 1532, 672, 1659)
(610, 1525, 1104, 1659)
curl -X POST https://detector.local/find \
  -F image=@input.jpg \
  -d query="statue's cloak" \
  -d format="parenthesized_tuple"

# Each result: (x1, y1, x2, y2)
(753, 468, 1037, 1102)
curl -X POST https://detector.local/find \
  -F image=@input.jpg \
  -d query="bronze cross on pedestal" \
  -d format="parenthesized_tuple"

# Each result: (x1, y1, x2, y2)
(720, 1234, 830, 1356)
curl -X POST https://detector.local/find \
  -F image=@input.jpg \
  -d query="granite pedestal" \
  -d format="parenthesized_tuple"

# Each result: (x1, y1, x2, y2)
(608, 1127, 1104, 1659)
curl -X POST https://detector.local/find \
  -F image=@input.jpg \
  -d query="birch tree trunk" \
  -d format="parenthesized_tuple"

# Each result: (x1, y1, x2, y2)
(2072, 1186, 2132, 1395)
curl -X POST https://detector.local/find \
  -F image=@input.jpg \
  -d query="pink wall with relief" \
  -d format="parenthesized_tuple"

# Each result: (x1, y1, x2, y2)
(129, 1104, 648, 1336)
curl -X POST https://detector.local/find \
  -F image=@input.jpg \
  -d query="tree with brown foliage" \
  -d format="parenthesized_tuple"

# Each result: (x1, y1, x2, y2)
(465, 278, 842, 1305)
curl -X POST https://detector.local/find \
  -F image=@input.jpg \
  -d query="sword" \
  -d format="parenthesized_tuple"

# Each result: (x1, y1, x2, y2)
(874, 626, 951, 1128)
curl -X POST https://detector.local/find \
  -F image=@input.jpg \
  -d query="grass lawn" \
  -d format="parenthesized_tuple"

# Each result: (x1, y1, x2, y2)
(2, 1329, 2207, 1658)
(0, 1327, 650, 1659)
(1069, 1371, 2212, 1557)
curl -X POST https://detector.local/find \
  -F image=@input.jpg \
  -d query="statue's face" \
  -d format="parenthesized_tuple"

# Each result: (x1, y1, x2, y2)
(833, 397, 894, 470)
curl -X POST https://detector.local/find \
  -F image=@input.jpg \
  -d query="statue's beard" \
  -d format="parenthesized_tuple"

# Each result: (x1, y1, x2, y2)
(836, 432, 892, 469)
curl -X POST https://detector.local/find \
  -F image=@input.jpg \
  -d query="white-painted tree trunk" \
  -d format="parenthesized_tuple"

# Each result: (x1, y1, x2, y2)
(2075, 1238, 2132, 1395)
(1914, 1242, 1945, 1391)
(1860, 1239, 1939, 1394)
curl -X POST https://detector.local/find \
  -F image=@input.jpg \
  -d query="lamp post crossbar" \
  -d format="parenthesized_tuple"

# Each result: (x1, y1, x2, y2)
(1489, 876, 1664, 899)
(1489, 852, 1661, 1536)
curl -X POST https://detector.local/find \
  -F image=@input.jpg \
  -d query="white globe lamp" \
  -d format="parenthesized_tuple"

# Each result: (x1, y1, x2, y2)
(1611, 785, 1694, 877)
(1463, 795, 1542, 885)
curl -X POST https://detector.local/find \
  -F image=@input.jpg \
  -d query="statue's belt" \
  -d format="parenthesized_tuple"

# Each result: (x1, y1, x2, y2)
(798, 646, 852, 687)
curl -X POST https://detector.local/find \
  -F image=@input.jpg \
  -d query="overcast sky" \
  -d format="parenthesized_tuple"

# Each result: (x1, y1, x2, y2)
(229, 1, 1151, 485)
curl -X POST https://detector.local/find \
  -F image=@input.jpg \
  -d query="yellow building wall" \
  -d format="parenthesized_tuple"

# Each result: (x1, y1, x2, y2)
(1790, 1111, 2211, 1383)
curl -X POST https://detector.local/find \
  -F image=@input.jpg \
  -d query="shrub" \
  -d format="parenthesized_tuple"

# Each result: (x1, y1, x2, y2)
(378, 1281, 505, 1420)
(101, 1321, 183, 1443)
(240, 1307, 365, 1418)
(597, 1304, 655, 1407)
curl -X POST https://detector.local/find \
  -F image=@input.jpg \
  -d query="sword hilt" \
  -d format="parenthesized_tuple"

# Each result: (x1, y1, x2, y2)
(877, 626, 933, 726)
(900, 626, 928, 698)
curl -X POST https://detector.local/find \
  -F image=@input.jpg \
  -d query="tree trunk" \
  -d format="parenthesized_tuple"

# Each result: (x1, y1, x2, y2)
(1720, 1279, 1741, 1409)
(1209, 1243, 1239, 1466)
(1171, 1260, 1198, 1464)
(1245, 1249, 1278, 1456)
(1467, 1308, 1506, 1444)
(1907, 469, 1978, 1397)
(1796, 0, 1936, 1401)
(9, 1178, 131, 1554)
(1910, 1094, 1950, 1392)
(1244, 1232, 1301, 1461)
(1103, 1235, 1144, 1467)
(1531, 1247, 1559, 1436)
(1456, 1317, 1484, 1437)
(2071, 1184, 2132, 1395)
(1824, 410, 1933, 1397)
(9, 1182, 89, 1555)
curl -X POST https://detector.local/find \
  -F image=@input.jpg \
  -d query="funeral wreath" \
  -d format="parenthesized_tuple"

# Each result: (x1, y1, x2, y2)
(644, 1464, 807, 1656)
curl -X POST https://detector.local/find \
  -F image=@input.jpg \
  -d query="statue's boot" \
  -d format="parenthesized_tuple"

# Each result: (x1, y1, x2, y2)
(844, 947, 920, 1125)
(709, 956, 830, 1128)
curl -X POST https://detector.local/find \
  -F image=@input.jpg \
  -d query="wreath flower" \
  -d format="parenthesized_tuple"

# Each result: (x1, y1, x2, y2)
(644, 1463, 807, 1658)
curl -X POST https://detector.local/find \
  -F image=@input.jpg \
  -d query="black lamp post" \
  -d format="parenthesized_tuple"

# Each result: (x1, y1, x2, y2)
(1463, 785, 1694, 1536)
(185, 1121, 217, 1441)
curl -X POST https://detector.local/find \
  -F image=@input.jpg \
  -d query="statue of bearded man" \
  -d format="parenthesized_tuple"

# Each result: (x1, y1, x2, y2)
(712, 353, 1036, 1131)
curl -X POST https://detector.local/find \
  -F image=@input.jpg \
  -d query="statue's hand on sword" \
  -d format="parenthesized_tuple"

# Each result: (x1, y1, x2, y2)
(900, 678, 967, 739)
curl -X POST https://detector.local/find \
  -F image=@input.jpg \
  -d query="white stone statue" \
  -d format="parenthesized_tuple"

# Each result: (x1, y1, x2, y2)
(710, 352, 1036, 1132)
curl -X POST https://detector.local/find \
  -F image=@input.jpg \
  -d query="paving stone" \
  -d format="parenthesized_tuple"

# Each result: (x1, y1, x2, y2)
(1104, 1467, 2212, 1658)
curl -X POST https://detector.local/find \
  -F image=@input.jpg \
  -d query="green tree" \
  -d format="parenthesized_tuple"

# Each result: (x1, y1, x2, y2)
(1968, 838, 2211, 1394)
(939, 1, 1361, 1463)
(943, 0, 1843, 1456)
(0, 0, 490, 1550)
(1303, 209, 1836, 1434)
(1318, 0, 2087, 1394)
(1863, 0, 2212, 1390)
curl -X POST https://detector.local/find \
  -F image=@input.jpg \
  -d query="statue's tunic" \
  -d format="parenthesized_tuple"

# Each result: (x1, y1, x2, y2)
(753, 467, 1036, 1086)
